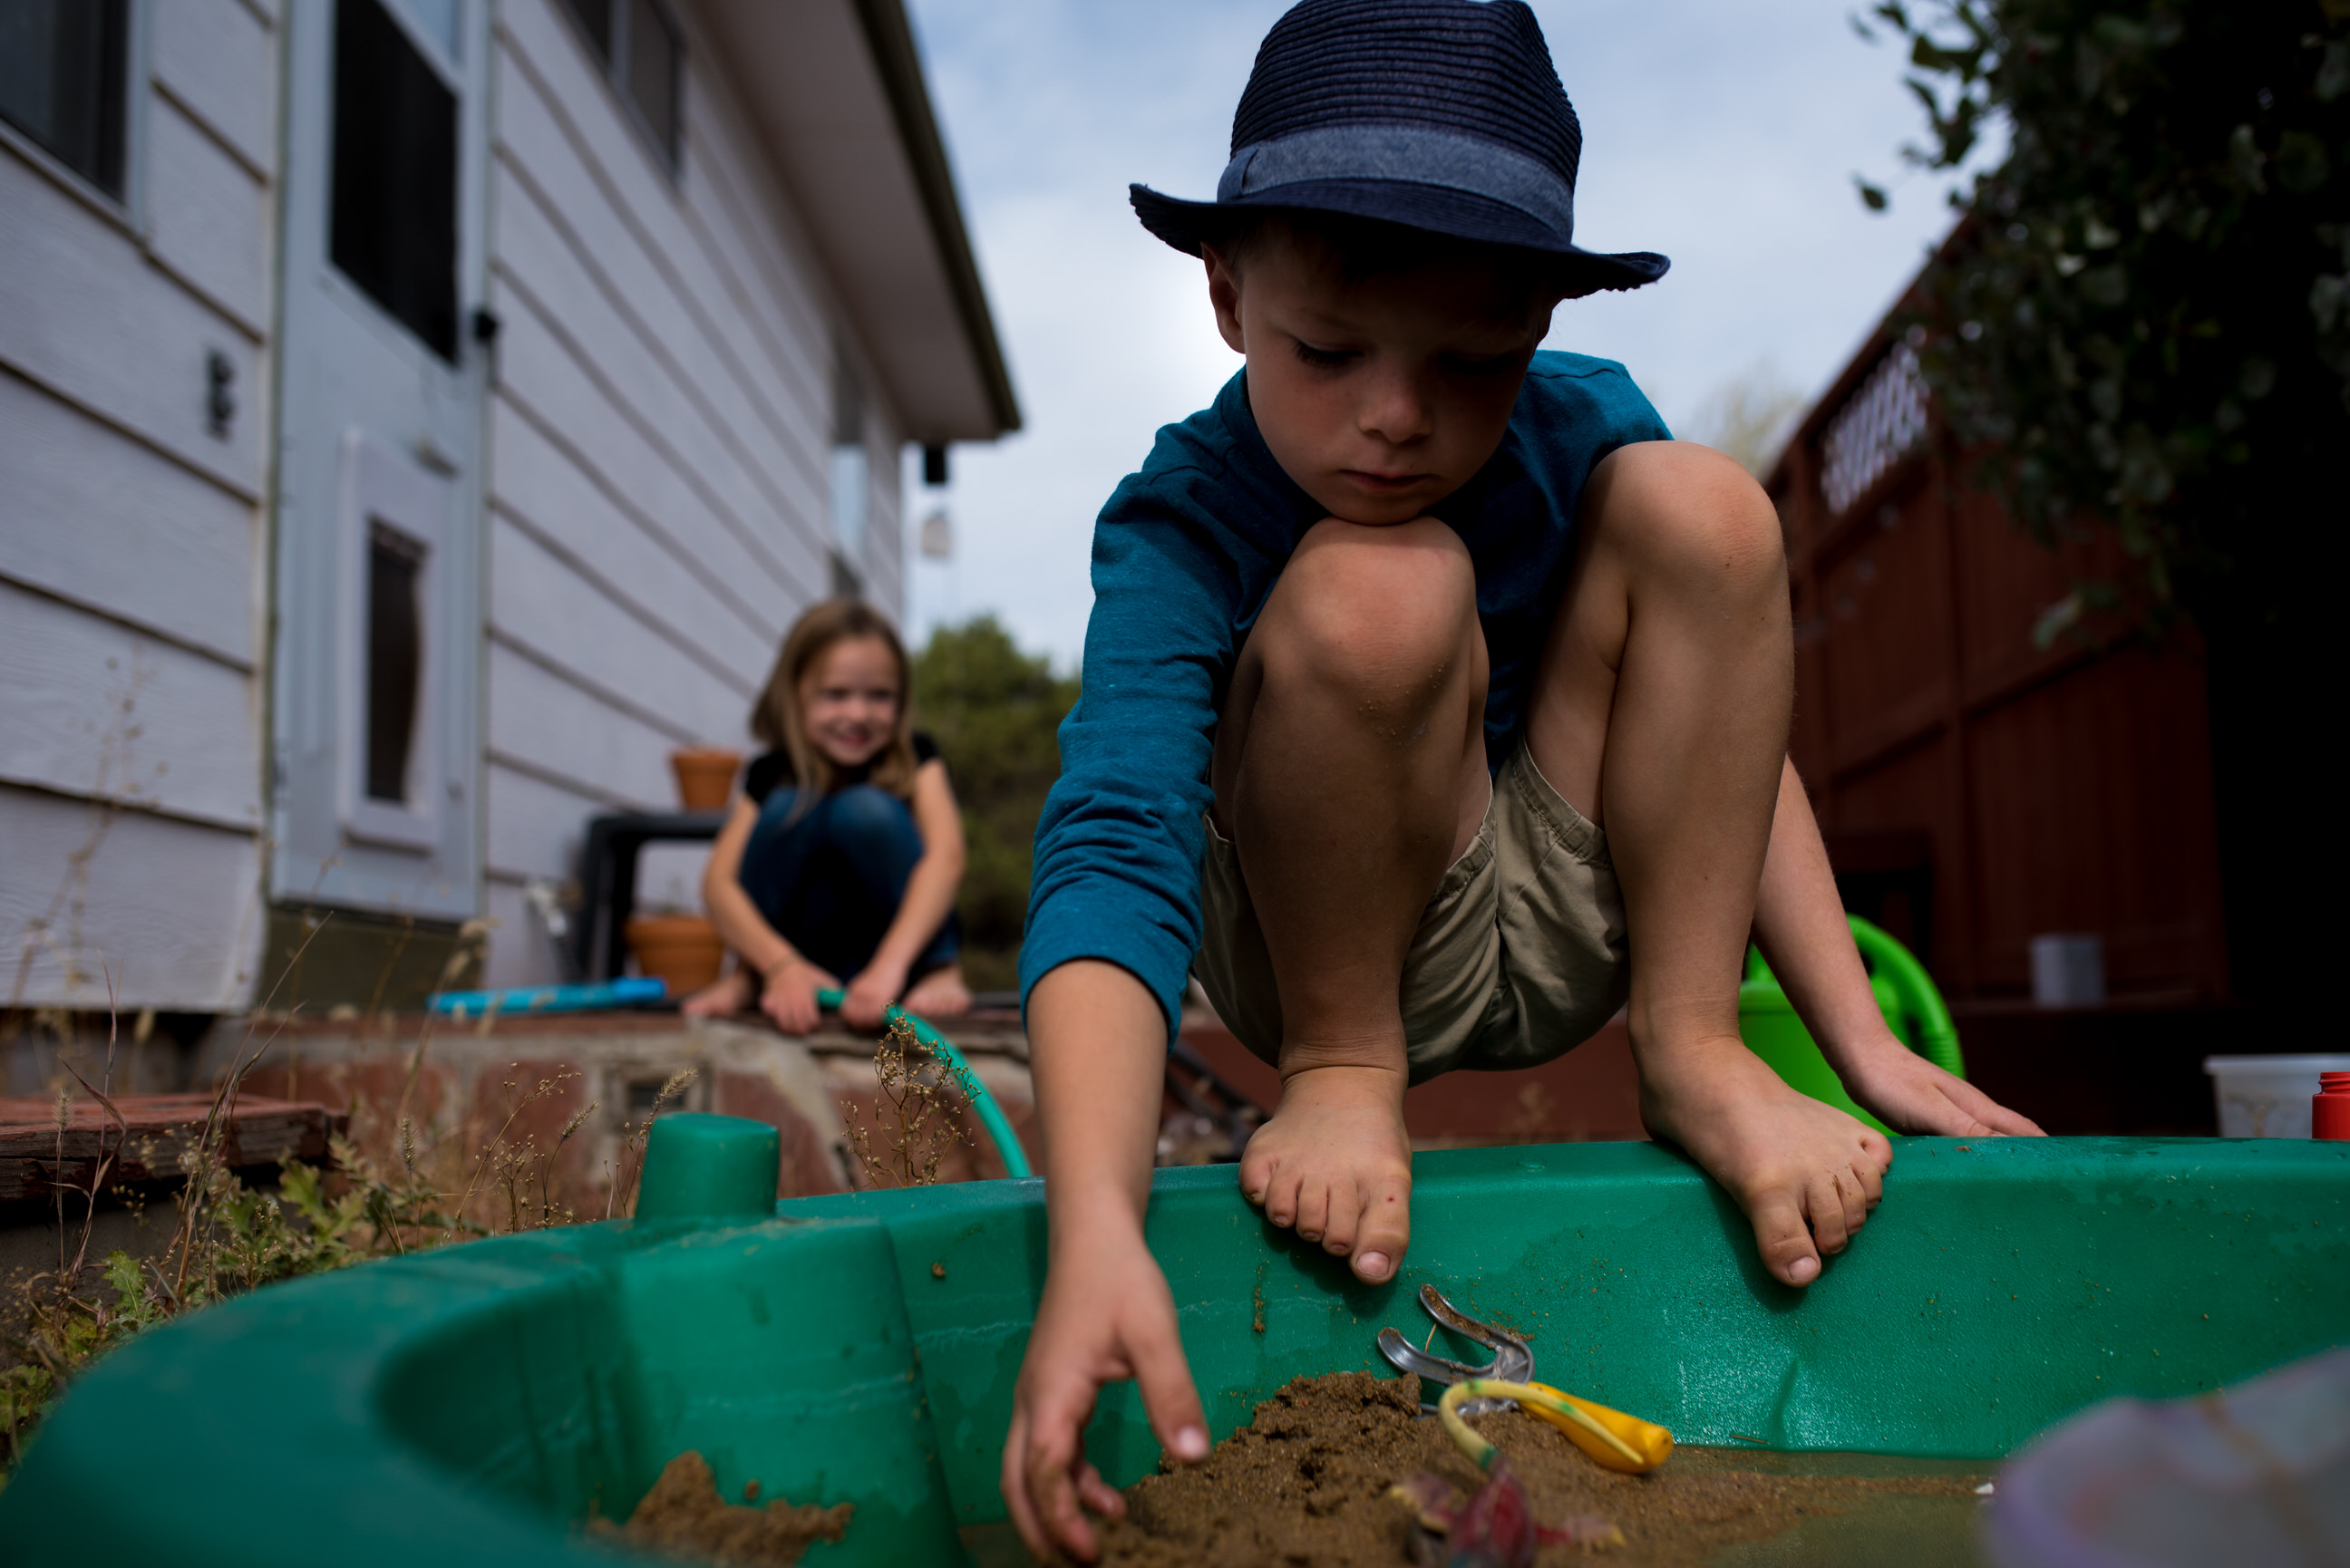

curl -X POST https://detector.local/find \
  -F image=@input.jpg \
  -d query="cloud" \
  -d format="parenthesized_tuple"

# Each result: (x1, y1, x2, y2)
(903, 0, 1971, 664)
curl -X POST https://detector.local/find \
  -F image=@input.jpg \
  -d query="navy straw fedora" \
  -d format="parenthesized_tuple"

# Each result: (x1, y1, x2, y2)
(1131, 0, 1667, 297)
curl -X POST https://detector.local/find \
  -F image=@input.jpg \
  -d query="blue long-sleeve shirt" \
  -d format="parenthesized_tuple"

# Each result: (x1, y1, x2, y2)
(1020, 350, 1671, 1040)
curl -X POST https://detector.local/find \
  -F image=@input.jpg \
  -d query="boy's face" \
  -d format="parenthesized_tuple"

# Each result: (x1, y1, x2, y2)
(1205, 227, 1557, 526)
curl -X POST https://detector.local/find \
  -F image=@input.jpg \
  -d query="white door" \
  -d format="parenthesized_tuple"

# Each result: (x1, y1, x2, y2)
(270, 0, 490, 919)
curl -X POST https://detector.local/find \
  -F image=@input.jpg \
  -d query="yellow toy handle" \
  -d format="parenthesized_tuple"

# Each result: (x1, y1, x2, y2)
(1438, 1379, 1674, 1474)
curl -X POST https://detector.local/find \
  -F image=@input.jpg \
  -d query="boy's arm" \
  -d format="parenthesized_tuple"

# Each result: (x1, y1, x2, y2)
(1753, 760, 2044, 1137)
(1002, 960, 1209, 1564)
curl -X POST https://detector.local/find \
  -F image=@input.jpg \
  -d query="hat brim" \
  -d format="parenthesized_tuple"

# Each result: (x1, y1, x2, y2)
(1131, 181, 1667, 298)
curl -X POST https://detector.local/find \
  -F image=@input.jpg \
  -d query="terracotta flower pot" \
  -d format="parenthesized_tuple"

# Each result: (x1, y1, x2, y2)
(626, 914, 725, 998)
(669, 748, 743, 811)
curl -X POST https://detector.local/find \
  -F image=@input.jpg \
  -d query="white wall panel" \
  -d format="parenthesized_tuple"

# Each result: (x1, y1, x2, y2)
(490, 395, 781, 668)
(145, 94, 270, 334)
(0, 372, 257, 664)
(150, 0, 278, 174)
(0, 582, 260, 832)
(482, 756, 606, 883)
(487, 515, 751, 742)
(0, 784, 264, 1010)
(485, 637, 693, 810)
(0, 152, 261, 498)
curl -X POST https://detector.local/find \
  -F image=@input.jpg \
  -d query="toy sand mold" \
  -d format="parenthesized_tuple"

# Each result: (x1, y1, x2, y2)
(5, 1119, 2345, 1565)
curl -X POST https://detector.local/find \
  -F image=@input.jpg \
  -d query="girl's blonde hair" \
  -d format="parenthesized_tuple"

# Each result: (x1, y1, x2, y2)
(750, 599, 919, 800)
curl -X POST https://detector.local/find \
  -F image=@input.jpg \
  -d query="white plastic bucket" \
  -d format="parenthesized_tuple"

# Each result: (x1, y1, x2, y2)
(2202, 1054, 2350, 1139)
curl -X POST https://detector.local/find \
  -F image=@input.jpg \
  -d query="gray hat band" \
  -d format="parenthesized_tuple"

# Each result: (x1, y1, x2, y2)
(1216, 125, 1578, 243)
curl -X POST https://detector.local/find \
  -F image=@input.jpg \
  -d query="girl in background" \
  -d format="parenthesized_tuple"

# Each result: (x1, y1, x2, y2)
(684, 599, 972, 1031)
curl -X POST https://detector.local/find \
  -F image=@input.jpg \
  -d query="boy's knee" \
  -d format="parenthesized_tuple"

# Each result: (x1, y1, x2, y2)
(1264, 518, 1477, 705)
(1595, 442, 1785, 598)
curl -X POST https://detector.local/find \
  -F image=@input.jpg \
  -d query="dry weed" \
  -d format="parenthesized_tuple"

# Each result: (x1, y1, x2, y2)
(841, 1017, 978, 1189)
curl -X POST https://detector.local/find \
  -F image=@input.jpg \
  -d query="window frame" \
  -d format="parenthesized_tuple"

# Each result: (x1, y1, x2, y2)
(557, 0, 683, 175)
(335, 429, 450, 854)
(0, 0, 149, 232)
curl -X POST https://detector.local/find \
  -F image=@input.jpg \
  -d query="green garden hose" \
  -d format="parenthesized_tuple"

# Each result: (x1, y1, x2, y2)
(815, 988, 1034, 1179)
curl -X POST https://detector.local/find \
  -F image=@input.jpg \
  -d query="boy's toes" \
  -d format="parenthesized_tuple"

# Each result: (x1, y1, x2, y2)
(1808, 1172, 1853, 1255)
(1352, 1175, 1411, 1283)
(1319, 1186, 1359, 1255)
(1837, 1167, 1872, 1235)
(1751, 1188, 1822, 1286)
(1293, 1176, 1332, 1243)
(1238, 1145, 1278, 1207)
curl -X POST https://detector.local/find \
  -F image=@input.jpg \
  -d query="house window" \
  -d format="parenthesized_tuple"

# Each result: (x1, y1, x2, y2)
(0, 0, 130, 198)
(331, 0, 461, 361)
(830, 359, 869, 583)
(561, 0, 681, 167)
(365, 525, 426, 804)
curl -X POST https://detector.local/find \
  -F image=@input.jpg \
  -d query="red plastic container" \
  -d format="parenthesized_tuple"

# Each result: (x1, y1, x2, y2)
(2316, 1072, 2350, 1141)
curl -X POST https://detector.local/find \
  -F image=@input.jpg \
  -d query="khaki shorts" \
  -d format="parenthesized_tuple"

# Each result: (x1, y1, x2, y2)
(1194, 742, 1629, 1081)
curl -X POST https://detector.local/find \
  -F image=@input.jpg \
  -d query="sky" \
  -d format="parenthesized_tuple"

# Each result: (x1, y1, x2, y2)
(898, 0, 1976, 666)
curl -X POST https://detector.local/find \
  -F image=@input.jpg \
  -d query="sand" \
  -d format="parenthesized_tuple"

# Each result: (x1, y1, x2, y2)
(1096, 1371, 1987, 1567)
(592, 1451, 852, 1566)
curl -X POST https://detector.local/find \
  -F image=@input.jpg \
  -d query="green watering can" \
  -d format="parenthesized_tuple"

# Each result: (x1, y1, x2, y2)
(1738, 915, 1965, 1137)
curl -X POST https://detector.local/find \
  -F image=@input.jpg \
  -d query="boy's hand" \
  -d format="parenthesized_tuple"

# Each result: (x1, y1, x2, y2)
(1830, 1031, 2045, 1137)
(1003, 1217, 1208, 1563)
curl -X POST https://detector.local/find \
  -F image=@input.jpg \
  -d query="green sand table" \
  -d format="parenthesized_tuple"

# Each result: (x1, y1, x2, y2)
(4, 1128, 2344, 1565)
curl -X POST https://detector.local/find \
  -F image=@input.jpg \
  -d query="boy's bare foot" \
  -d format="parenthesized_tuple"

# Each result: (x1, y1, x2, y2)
(680, 966, 752, 1019)
(902, 963, 974, 1020)
(1636, 1035, 1891, 1288)
(1237, 1061, 1413, 1283)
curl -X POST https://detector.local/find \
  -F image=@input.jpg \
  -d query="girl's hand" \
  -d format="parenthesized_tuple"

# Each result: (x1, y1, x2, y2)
(760, 957, 831, 1035)
(841, 960, 908, 1031)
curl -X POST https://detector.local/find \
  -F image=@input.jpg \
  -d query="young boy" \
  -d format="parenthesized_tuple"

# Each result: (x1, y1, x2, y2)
(1003, 2, 2043, 1557)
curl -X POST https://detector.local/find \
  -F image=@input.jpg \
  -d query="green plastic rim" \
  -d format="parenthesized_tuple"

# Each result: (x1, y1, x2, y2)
(816, 987, 1034, 1179)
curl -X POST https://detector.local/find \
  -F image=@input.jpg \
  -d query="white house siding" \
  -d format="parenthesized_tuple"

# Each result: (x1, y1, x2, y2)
(480, 0, 908, 987)
(0, 0, 277, 1011)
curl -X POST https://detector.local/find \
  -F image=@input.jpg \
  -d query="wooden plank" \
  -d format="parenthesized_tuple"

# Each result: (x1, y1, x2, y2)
(485, 637, 699, 810)
(0, 581, 262, 833)
(143, 93, 271, 336)
(489, 393, 781, 670)
(0, 1096, 339, 1204)
(487, 514, 753, 742)
(489, 277, 824, 604)
(488, 158, 826, 569)
(0, 151, 261, 498)
(1964, 652, 2227, 998)
(0, 784, 262, 1010)
(498, 0, 831, 451)
(151, 0, 278, 175)
(482, 757, 607, 883)
(0, 372, 257, 664)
